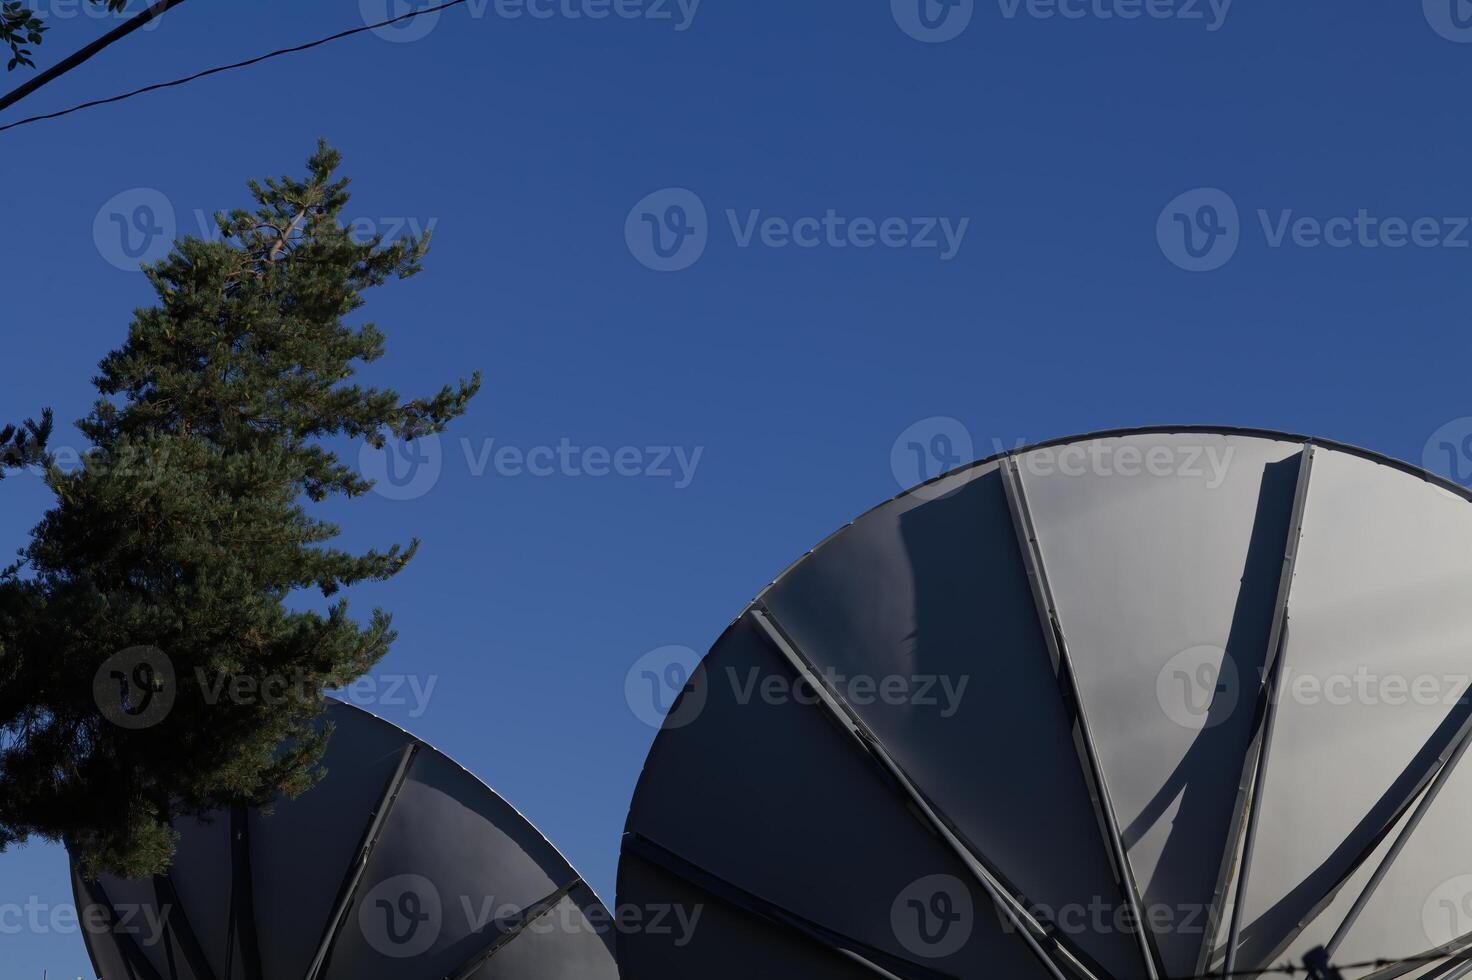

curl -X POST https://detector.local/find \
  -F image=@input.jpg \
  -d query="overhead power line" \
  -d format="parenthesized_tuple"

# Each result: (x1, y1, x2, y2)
(0, 0, 195, 114)
(0, 0, 468, 134)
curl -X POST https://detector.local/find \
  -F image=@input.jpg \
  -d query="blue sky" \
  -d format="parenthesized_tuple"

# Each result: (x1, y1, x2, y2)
(5, 0, 1472, 975)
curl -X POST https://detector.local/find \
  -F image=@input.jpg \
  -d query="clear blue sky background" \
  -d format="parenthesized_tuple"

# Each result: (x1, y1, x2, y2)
(5, 1, 1472, 975)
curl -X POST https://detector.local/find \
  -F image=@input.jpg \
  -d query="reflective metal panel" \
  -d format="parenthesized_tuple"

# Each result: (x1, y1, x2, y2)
(621, 613, 1058, 979)
(72, 702, 616, 980)
(760, 463, 1144, 979)
(1325, 739, 1472, 974)
(1015, 433, 1304, 975)
(1231, 448, 1472, 970)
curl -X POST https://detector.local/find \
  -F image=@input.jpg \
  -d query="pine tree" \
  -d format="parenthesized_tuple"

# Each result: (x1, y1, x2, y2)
(0, 141, 480, 878)
(0, 412, 51, 474)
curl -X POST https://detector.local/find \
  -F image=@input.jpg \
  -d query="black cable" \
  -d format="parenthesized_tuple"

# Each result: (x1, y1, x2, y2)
(0, 0, 196, 114)
(0, 0, 468, 134)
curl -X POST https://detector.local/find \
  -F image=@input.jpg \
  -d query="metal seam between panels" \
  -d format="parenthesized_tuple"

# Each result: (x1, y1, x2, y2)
(327, 699, 616, 916)
(1193, 442, 1315, 977)
(1326, 727, 1472, 959)
(226, 803, 265, 980)
(303, 740, 421, 980)
(622, 833, 954, 980)
(1222, 445, 1317, 977)
(1216, 450, 1472, 974)
(80, 875, 168, 980)
(1244, 702, 1472, 973)
(443, 876, 586, 980)
(749, 606, 1087, 980)
(1000, 455, 1163, 980)
(153, 871, 219, 980)
(71, 868, 111, 980)
(1428, 954, 1472, 980)
(1359, 932, 1472, 980)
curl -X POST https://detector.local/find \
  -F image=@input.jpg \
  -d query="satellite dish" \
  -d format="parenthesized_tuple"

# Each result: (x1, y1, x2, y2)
(73, 700, 618, 980)
(617, 427, 1472, 980)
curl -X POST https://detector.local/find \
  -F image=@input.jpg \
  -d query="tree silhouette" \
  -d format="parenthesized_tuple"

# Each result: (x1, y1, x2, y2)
(0, 141, 480, 877)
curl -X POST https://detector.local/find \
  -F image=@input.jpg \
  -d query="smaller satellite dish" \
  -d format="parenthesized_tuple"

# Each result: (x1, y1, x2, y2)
(71, 700, 618, 980)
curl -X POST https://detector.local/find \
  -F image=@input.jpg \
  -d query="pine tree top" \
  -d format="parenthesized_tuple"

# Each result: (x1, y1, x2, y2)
(0, 140, 480, 878)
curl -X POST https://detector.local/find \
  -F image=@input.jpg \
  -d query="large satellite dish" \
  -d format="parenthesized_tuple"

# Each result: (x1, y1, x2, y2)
(618, 427, 1472, 980)
(73, 700, 619, 980)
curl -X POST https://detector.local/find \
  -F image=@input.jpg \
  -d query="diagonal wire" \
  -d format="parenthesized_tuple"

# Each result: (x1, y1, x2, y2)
(0, 0, 468, 133)
(0, 0, 196, 114)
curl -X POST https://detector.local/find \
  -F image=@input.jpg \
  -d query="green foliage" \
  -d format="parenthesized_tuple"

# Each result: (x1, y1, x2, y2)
(3, 0, 126, 71)
(0, 411, 52, 475)
(0, 141, 480, 878)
